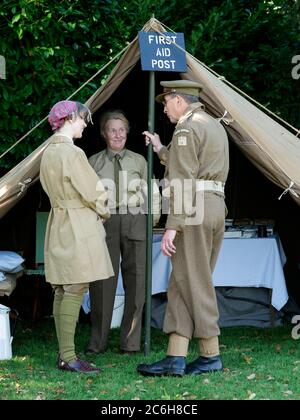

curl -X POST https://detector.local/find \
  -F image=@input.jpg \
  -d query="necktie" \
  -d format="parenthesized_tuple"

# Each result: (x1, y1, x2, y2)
(114, 154, 122, 208)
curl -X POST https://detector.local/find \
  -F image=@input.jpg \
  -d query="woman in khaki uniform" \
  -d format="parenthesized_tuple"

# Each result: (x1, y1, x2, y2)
(40, 100, 114, 374)
(86, 110, 160, 354)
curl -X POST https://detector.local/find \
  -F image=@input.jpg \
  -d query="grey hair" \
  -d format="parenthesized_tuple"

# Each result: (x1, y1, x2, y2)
(177, 93, 199, 104)
(100, 110, 130, 138)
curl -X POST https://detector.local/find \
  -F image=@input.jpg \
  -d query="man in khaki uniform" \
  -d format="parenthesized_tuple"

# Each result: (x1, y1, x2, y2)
(138, 80, 229, 376)
(86, 110, 160, 354)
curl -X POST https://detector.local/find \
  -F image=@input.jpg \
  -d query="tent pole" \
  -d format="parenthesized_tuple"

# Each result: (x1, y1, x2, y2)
(144, 71, 155, 356)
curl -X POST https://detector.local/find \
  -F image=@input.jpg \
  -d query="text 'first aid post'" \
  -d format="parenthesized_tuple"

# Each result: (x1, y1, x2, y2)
(148, 34, 177, 70)
(138, 32, 187, 72)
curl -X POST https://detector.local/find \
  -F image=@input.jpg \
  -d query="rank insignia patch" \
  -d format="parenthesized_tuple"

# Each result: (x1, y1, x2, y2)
(178, 136, 187, 146)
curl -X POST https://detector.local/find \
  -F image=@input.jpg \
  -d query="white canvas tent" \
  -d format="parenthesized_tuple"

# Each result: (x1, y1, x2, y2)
(1, 17, 300, 218)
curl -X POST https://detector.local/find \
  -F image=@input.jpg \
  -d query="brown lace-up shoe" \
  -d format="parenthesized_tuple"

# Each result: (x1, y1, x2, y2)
(58, 358, 101, 374)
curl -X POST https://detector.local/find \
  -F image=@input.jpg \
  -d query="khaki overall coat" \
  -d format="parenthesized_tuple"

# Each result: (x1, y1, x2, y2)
(40, 134, 114, 285)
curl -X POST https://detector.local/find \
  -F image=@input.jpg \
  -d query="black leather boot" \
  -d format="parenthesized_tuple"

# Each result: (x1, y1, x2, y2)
(186, 355, 223, 375)
(137, 356, 186, 377)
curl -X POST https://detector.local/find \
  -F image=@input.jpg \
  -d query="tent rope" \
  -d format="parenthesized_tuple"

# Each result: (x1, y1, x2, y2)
(1, 18, 299, 161)
(0, 116, 49, 161)
(153, 19, 300, 137)
(0, 41, 133, 161)
(217, 109, 233, 125)
(153, 19, 300, 200)
(17, 178, 32, 196)
(278, 181, 299, 200)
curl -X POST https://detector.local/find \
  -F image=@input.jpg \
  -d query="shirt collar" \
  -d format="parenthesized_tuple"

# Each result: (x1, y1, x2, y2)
(51, 134, 74, 144)
(178, 102, 205, 124)
(106, 148, 127, 161)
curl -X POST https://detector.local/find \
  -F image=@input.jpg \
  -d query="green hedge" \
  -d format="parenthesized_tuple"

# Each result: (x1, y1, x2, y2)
(0, 0, 299, 169)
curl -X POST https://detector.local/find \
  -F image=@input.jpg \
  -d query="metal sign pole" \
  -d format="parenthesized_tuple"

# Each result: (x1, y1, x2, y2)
(144, 70, 155, 356)
(138, 28, 186, 356)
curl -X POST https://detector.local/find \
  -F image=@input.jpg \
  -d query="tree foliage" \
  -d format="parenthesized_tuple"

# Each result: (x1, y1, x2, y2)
(0, 0, 299, 169)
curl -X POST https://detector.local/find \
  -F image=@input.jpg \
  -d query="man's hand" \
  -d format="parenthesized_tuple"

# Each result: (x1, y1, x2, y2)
(143, 131, 163, 154)
(161, 229, 177, 257)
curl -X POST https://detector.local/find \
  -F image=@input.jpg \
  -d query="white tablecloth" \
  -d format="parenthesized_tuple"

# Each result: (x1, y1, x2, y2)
(213, 237, 288, 310)
(82, 235, 172, 314)
(116, 235, 288, 311)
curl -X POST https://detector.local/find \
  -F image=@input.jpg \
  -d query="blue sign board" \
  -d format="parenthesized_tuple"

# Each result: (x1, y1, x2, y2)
(138, 31, 187, 72)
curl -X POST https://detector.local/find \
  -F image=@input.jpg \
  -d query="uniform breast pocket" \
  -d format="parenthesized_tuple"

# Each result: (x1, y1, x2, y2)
(127, 170, 142, 187)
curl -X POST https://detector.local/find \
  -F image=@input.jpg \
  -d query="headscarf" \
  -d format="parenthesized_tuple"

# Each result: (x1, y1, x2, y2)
(48, 100, 78, 131)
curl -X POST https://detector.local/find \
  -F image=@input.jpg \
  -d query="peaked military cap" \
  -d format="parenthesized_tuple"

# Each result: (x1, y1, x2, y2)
(155, 80, 203, 103)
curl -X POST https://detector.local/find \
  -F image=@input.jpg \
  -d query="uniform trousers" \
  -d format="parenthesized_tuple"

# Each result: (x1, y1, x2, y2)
(88, 212, 146, 352)
(163, 193, 226, 339)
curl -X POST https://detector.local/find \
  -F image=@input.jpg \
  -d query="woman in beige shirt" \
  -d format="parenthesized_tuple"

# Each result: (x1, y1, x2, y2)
(86, 110, 160, 355)
(40, 100, 113, 374)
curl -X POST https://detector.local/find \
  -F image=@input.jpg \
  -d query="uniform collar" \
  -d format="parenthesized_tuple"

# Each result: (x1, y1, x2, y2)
(51, 134, 74, 144)
(178, 102, 205, 124)
(106, 148, 127, 161)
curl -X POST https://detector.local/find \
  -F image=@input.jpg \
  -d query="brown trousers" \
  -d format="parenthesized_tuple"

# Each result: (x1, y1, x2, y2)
(88, 213, 146, 352)
(164, 193, 226, 339)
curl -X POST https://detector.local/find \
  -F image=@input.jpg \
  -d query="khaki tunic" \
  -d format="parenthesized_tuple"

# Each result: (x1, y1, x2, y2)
(160, 103, 229, 232)
(89, 148, 160, 223)
(40, 134, 114, 285)
(158, 103, 229, 338)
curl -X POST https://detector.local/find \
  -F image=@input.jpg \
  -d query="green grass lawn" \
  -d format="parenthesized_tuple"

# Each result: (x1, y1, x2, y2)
(0, 318, 299, 400)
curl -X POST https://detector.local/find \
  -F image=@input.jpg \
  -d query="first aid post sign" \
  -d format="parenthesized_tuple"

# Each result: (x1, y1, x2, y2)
(138, 31, 187, 72)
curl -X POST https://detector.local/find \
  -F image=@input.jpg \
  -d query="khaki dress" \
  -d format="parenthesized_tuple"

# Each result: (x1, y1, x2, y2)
(40, 134, 114, 285)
